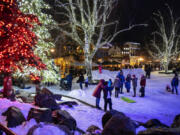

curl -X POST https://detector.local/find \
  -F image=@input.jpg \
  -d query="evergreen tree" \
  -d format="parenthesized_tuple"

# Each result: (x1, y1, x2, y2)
(0, 0, 45, 97)
(17, 0, 60, 84)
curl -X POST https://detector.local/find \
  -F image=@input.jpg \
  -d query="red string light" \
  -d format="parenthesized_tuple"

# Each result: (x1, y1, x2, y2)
(0, 0, 46, 74)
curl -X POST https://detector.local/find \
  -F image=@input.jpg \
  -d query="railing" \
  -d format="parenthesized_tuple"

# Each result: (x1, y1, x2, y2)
(0, 123, 16, 135)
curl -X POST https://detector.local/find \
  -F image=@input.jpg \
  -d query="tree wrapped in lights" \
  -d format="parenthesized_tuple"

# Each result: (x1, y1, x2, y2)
(53, 0, 146, 82)
(16, 0, 60, 84)
(148, 5, 180, 73)
(0, 0, 45, 97)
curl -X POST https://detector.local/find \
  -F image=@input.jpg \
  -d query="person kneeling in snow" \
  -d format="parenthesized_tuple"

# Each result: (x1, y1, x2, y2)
(103, 81, 114, 111)
(140, 75, 146, 97)
(166, 85, 172, 92)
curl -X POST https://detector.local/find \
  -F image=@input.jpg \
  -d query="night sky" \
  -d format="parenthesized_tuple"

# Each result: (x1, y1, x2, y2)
(44, 0, 180, 45)
(114, 0, 180, 44)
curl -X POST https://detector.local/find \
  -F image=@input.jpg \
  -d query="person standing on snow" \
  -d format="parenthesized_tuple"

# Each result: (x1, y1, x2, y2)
(77, 73, 84, 89)
(113, 76, 121, 98)
(117, 71, 125, 94)
(98, 65, 102, 74)
(132, 75, 138, 97)
(103, 81, 113, 111)
(108, 79, 112, 87)
(171, 74, 179, 95)
(84, 77, 89, 88)
(92, 79, 105, 109)
(125, 74, 131, 93)
(140, 75, 146, 97)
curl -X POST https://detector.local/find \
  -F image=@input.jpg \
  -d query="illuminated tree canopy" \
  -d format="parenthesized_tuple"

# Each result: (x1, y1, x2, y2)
(0, 0, 45, 97)
(17, 0, 60, 84)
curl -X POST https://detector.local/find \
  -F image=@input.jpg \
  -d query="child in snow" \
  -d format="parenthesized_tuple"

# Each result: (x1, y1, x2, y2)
(166, 85, 171, 92)
(108, 79, 112, 87)
(171, 74, 179, 95)
(125, 74, 131, 93)
(103, 81, 113, 111)
(132, 75, 138, 97)
(140, 75, 146, 97)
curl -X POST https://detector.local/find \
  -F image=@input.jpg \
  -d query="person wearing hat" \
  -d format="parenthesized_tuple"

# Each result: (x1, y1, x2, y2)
(132, 75, 138, 97)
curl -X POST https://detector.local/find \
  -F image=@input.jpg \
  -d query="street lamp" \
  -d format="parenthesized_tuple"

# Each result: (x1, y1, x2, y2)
(50, 48, 55, 53)
(138, 57, 144, 65)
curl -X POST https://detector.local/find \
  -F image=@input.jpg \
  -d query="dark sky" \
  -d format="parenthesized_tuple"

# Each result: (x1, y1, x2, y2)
(114, 0, 180, 44)
(44, 0, 180, 45)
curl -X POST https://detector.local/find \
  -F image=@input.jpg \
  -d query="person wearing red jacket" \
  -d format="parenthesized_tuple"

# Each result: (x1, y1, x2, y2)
(92, 79, 105, 109)
(140, 75, 146, 97)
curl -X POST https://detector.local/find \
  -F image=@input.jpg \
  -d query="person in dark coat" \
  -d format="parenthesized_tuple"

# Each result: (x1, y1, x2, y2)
(92, 79, 105, 109)
(117, 71, 125, 94)
(66, 73, 73, 90)
(77, 73, 84, 89)
(125, 74, 131, 93)
(84, 77, 89, 88)
(113, 77, 121, 98)
(132, 75, 138, 97)
(145, 65, 152, 79)
(103, 81, 113, 111)
(171, 74, 179, 95)
(140, 75, 146, 97)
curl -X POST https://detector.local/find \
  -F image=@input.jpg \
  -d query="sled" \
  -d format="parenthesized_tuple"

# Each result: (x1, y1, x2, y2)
(121, 96, 136, 103)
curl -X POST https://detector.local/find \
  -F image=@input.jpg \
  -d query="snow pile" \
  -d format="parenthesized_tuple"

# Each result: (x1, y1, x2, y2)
(32, 124, 67, 135)
(68, 89, 86, 97)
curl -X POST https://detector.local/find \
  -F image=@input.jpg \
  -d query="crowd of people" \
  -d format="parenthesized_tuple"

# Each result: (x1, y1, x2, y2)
(92, 70, 147, 111)
(61, 68, 179, 112)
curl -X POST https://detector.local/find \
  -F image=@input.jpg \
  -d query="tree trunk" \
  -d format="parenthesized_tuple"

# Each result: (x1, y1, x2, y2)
(84, 33, 93, 83)
(85, 56, 93, 83)
(164, 62, 169, 73)
(3, 74, 13, 98)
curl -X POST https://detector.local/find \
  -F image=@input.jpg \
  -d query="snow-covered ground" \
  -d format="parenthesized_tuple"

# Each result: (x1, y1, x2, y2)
(0, 69, 180, 135)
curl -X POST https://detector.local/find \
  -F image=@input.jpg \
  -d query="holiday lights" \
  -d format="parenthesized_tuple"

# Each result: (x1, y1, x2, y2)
(0, 0, 45, 97)
(16, 0, 60, 84)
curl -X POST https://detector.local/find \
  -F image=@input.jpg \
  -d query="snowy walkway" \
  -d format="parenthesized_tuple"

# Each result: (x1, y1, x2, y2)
(0, 69, 180, 134)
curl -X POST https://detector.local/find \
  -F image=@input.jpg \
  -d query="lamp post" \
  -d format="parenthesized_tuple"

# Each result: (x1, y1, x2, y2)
(138, 57, 144, 66)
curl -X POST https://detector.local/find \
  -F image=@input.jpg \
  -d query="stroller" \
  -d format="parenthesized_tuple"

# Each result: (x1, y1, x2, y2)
(60, 78, 71, 90)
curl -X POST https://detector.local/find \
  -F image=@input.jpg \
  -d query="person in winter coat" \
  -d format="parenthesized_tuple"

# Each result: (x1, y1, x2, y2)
(113, 77, 121, 98)
(85, 77, 89, 88)
(140, 75, 146, 97)
(98, 65, 102, 74)
(125, 74, 131, 93)
(103, 81, 113, 111)
(171, 74, 179, 95)
(92, 79, 105, 109)
(108, 79, 112, 87)
(77, 73, 84, 89)
(117, 71, 125, 93)
(66, 73, 73, 90)
(132, 75, 138, 97)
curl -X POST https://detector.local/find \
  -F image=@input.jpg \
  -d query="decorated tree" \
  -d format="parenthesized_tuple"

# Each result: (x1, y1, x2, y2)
(51, 0, 146, 82)
(0, 0, 45, 97)
(16, 0, 60, 84)
(148, 5, 180, 73)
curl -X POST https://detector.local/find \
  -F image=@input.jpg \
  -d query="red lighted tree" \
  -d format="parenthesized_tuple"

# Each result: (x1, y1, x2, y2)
(0, 0, 45, 98)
